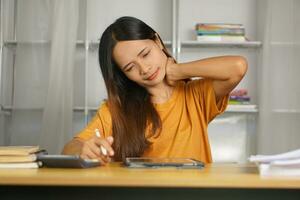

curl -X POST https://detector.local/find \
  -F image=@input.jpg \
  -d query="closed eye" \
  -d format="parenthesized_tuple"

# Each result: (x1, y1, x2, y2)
(126, 65, 134, 72)
(143, 51, 150, 57)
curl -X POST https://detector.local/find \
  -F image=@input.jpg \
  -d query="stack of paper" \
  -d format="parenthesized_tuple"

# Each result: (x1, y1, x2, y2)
(0, 146, 44, 169)
(249, 149, 300, 177)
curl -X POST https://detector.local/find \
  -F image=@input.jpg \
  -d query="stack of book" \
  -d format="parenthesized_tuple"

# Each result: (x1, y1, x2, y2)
(0, 146, 43, 168)
(229, 89, 250, 105)
(195, 23, 246, 42)
(249, 149, 300, 177)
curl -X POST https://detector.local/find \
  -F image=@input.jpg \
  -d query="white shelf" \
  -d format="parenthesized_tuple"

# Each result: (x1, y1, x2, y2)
(4, 40, 171, 49)
(4, 106, 300, 114)
(181, 40, 262, 48)
(89, 40, 172, 51)
(1, 105, 259, 113)
(270, 42, 300, 46)
(4, 40, 85, 47)
(0, 105, 97, 112)
(225, 105, 258, 113)
(78, 105, 259, 113)
(272, 109, 300, 114)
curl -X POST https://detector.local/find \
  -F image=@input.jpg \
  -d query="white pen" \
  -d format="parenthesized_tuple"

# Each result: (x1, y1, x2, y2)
(95, 128, 107, 156)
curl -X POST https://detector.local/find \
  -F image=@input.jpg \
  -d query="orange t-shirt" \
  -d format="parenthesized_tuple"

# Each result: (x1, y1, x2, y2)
(75, 79, 229, 163)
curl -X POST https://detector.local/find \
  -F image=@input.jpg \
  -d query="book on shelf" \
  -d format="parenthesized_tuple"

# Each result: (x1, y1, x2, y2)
(196, 23, 245, 35)
(230, 89, 248, 96)
(197, 35, 246, 42)
(229, 100, 251, 105)
(196, 23, 244, 29)
(0, 146, 46, 169)
(195, 23, 249, 43)
(227, 104, 257, 110)
(249, 148, 300, 177)
(229, 89, 251, 105)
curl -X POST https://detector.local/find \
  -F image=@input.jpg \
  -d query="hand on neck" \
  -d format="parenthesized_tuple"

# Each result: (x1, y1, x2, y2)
(148, 78, 175, 104)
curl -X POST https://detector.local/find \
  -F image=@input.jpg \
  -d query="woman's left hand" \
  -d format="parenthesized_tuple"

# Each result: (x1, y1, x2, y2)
(165, 57, 186, 86)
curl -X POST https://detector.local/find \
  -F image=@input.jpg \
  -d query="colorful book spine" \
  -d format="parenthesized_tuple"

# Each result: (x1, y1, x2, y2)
(196, 29, 245, 36)
(229, 89, 250, 105)
(195, 23, 247, 42)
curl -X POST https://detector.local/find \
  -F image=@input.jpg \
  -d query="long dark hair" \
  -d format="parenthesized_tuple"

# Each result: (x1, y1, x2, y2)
(98, 16, 171, 161)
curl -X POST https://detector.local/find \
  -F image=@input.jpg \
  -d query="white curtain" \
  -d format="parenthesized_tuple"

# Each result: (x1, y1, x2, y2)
(6, 0, 79, 154)
(257, 0, 300, 154)
(39, 0, 79, 154)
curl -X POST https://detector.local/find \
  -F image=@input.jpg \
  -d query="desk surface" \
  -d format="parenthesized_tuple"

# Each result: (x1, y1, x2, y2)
(0, 163, 299, 189)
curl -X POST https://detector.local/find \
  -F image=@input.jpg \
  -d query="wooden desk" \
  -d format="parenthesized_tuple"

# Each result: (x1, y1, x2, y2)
(0, 163, 299, 200)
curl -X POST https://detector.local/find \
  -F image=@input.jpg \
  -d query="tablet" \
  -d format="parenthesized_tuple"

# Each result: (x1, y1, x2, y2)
(124, 157, 205, 169)
(37, 154, 101, 168)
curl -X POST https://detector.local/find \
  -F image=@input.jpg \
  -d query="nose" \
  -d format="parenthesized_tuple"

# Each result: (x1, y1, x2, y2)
(138, 61, 151, 75)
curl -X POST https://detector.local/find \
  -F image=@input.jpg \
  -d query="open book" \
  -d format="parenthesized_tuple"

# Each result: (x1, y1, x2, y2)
(249, 149, 300, 177)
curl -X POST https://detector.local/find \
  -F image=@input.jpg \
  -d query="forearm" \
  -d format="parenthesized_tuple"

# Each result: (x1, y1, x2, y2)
(178, 56, 247, 81)
(61, 138, 84, 155)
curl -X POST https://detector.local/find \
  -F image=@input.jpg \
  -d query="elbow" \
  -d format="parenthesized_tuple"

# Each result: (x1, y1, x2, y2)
(234, 56, 248, 79)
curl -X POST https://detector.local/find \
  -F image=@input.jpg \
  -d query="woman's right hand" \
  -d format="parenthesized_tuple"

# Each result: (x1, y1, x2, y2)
(165, 57, 186, 86)
(79, 136, 114, 165)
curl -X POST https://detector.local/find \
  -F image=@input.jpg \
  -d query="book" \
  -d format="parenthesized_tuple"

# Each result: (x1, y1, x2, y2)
(230, 89, 248, 96)
(0, 146, 45, 168)
(196, 23, 245, 36)
(249, 149, 300, 177)
(197, 35, 246, 42)
(229, 89, 250, 105)
(0, 154, 37, 163)
(196, 30, 245, 36)
(0, 162, 41, 169)
(226, 104, 257, 112)
(0, 146, 40, 156)
(195, 23, 244, 29)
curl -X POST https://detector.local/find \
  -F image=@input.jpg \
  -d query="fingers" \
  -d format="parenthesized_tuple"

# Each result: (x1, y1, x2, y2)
(165, 57, 181, 86)
(80, 136, 114, 165)
(94, 136, 115, 156)
(106, 136, 114, 145)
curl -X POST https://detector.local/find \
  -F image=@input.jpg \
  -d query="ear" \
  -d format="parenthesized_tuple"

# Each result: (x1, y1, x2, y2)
(154, 33, 164, 50)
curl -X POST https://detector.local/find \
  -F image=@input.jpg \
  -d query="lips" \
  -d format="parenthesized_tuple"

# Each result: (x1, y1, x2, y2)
(147, 68, 159, 81)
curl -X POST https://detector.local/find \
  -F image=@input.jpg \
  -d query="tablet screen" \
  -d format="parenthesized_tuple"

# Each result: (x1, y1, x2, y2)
(127, 157, 197, 164)
(124, 157, 205, 168)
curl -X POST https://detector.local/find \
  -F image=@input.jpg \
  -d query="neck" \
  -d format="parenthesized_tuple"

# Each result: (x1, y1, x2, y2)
(147, 79, 174, 104)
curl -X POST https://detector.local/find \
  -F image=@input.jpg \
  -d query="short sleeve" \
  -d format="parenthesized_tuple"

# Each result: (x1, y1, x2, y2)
(187, 78, 229, 124)
(74, 102, 112, 140)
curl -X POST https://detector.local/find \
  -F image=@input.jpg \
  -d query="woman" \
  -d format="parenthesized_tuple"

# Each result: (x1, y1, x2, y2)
(62, 16, 247, 165)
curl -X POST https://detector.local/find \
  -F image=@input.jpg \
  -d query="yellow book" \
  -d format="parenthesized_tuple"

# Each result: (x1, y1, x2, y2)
(0, 146, 40, 156)
(0, 154, 37, 163)
(0, 162, 40, 169)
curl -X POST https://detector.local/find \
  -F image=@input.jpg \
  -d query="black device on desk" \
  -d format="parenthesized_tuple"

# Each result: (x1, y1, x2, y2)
(124, 157, 205, 169)
(37, 154, 101, 168)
